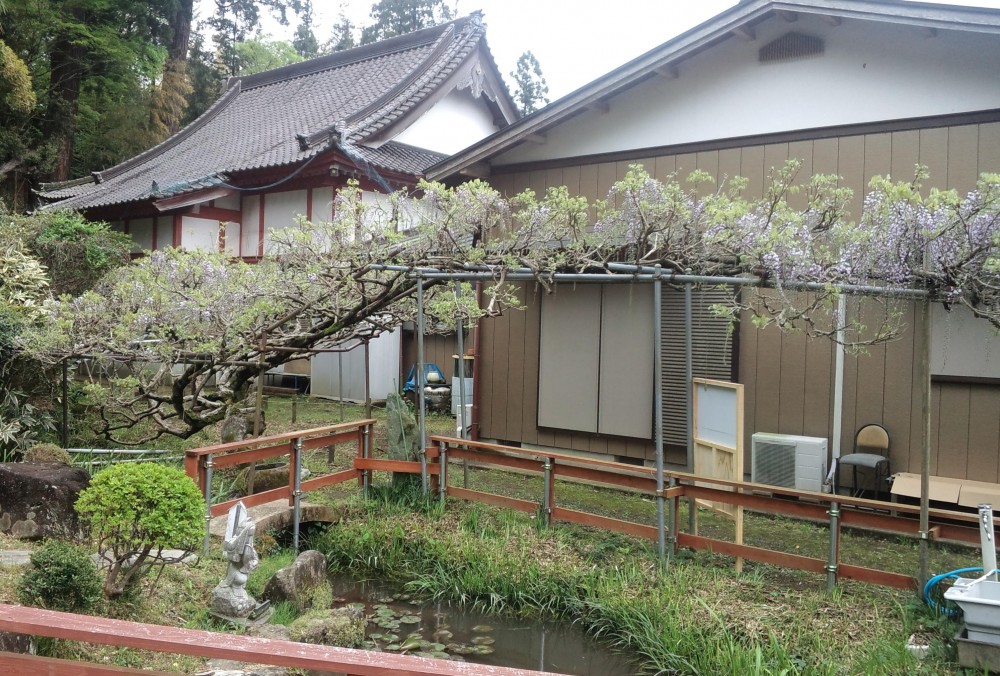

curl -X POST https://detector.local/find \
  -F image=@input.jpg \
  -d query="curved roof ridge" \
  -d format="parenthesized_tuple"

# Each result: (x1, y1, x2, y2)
(237, 15, 476, 91)
(97, 81, 243, 184)
(344, 16, 487, 143)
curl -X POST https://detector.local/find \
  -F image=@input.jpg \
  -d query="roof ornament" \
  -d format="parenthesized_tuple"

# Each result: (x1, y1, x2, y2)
(457, 59, 487, 99)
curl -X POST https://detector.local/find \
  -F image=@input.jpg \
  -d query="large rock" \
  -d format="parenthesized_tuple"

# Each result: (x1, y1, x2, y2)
(0, 463, 90, 540)
(289, 607, 365, 648)
(263, 550, 327, 610)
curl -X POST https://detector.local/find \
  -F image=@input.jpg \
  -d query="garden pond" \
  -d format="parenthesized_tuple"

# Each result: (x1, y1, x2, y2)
(322, 574, 638, 675)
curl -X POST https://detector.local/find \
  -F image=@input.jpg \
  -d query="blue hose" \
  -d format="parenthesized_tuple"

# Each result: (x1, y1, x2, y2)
(923, 567, 984, 616)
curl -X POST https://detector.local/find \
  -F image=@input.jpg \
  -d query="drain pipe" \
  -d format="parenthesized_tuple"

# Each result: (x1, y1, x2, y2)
(471, 282, 483, 442)
(654, 266, 666, 565)
(981, 504, 997, 582)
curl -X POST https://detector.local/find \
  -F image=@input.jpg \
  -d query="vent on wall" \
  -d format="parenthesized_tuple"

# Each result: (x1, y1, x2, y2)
(759, 32, 824, 63)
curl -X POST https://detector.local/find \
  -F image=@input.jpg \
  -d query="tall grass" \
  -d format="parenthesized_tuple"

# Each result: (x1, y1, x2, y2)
(310, 499, 934, 675)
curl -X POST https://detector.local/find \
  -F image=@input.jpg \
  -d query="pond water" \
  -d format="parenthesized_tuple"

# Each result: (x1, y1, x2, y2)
(323, 574, 639, 675)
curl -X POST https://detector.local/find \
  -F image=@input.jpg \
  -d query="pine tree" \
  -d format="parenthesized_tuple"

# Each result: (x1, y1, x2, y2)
(327, 11, 357, 52)
(510, 51, 549, 116)
(359, 0, 454, 45)
(292, 0, 319, 58)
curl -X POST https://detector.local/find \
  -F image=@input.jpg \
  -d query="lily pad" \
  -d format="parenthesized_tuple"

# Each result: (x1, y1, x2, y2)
(400, 615, 421, 624)
(399, 637, 423, 651)
(473, 645, 496, 655)
(431, 651, 450, 659)
(385, 644, 401, 651)
(432, 629, 453, 641)
(471, 636, 495, 646)
(471, 624, 493, 633)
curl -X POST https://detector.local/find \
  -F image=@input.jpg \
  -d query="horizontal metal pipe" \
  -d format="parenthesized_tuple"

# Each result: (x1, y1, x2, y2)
(406, 269, 929, 297)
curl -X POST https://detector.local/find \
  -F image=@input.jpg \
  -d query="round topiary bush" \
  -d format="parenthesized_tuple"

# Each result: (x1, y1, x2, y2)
(17, 539, 102, 613)
(23, 442, 72, 465)
(75, 462, 204, 598)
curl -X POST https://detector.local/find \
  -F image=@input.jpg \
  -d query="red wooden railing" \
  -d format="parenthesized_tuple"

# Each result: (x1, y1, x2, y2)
(0, 604, 564, 676)
(426, 435, 993, 590)
(184, 420, 374, 517)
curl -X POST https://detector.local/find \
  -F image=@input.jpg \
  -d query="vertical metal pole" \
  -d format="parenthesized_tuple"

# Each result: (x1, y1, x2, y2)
(338, 352, 344, 422)
(364, 340, 372, 419)
(416, 273, 428, 495)
(293, 437, 303, 552)
(456, 283, 468, 439)
(920, 298, 932, 587)
(831, 294, 846, 493)
(202, 454, 214, 557)
(455, 282, 469, 488)
(438, 440, 447, 503)
(684, 278, 695, 535)
(827, 500, 840, 591)
(980, 504, 997, 581)
(542, 458, 553, 526)
(654, 267, 666, 564)
(362, 424, 371, 499)
(61, 359, 69, 448)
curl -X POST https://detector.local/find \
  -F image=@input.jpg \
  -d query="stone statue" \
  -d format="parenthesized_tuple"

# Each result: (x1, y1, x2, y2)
(210, 502, 271, 623)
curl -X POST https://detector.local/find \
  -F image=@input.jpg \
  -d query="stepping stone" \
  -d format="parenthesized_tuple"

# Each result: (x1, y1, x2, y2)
(0, 551, 32, 566)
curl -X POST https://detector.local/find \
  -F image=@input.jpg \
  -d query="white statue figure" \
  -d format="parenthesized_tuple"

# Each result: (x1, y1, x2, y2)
(210, 502, 269, 621)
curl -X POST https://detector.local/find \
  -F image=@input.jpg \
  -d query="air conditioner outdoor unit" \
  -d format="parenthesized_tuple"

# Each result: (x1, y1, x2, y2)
(751, 433, 827, 492)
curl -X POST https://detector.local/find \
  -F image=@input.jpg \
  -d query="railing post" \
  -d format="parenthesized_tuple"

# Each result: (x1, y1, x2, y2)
(668, 476, 678, 561)
(202, 454, 214, 557)
(362, 423, 371, 500)
(292, 437, 303, 552)
(541, 458, 553, 527)
(439, 440, 447, 503)
(827, 500, 840, 591)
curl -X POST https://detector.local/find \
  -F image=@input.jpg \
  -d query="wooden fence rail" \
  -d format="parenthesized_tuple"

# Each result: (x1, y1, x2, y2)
(0, 605, 564, 676)
(185, 420, 374, 514)
(424, 435, 993, 590)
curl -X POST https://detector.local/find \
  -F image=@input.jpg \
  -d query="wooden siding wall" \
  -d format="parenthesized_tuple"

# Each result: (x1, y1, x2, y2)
(481, 119, 1000, 479)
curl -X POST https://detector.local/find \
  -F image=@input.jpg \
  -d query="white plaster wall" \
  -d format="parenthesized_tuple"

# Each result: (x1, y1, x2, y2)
(223, 222, 241, 256)
(311, 186, 334, 222)
(393, 87, 500, 155)
(155, 216, 173, 250)
(180, 216, 220, 251)
(129, 217, 154, 252)
(262, 189, 308, 254)
(312, 330, 402, 401)
(214, 193, 240, 210)
(495, 15, 1000, 165)
(241, 195, 260, 256)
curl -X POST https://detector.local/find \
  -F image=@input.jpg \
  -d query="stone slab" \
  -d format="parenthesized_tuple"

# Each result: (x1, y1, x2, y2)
(0, 551, 32, 566)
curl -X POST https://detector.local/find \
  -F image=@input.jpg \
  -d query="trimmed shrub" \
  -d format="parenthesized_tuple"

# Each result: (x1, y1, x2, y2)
(75, 462, 204, 598)
(17, 539, 102, 613)
(23, 442, 72, 465)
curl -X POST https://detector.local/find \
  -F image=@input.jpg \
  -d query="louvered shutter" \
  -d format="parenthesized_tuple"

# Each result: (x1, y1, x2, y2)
(661, 287, 735, 446)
